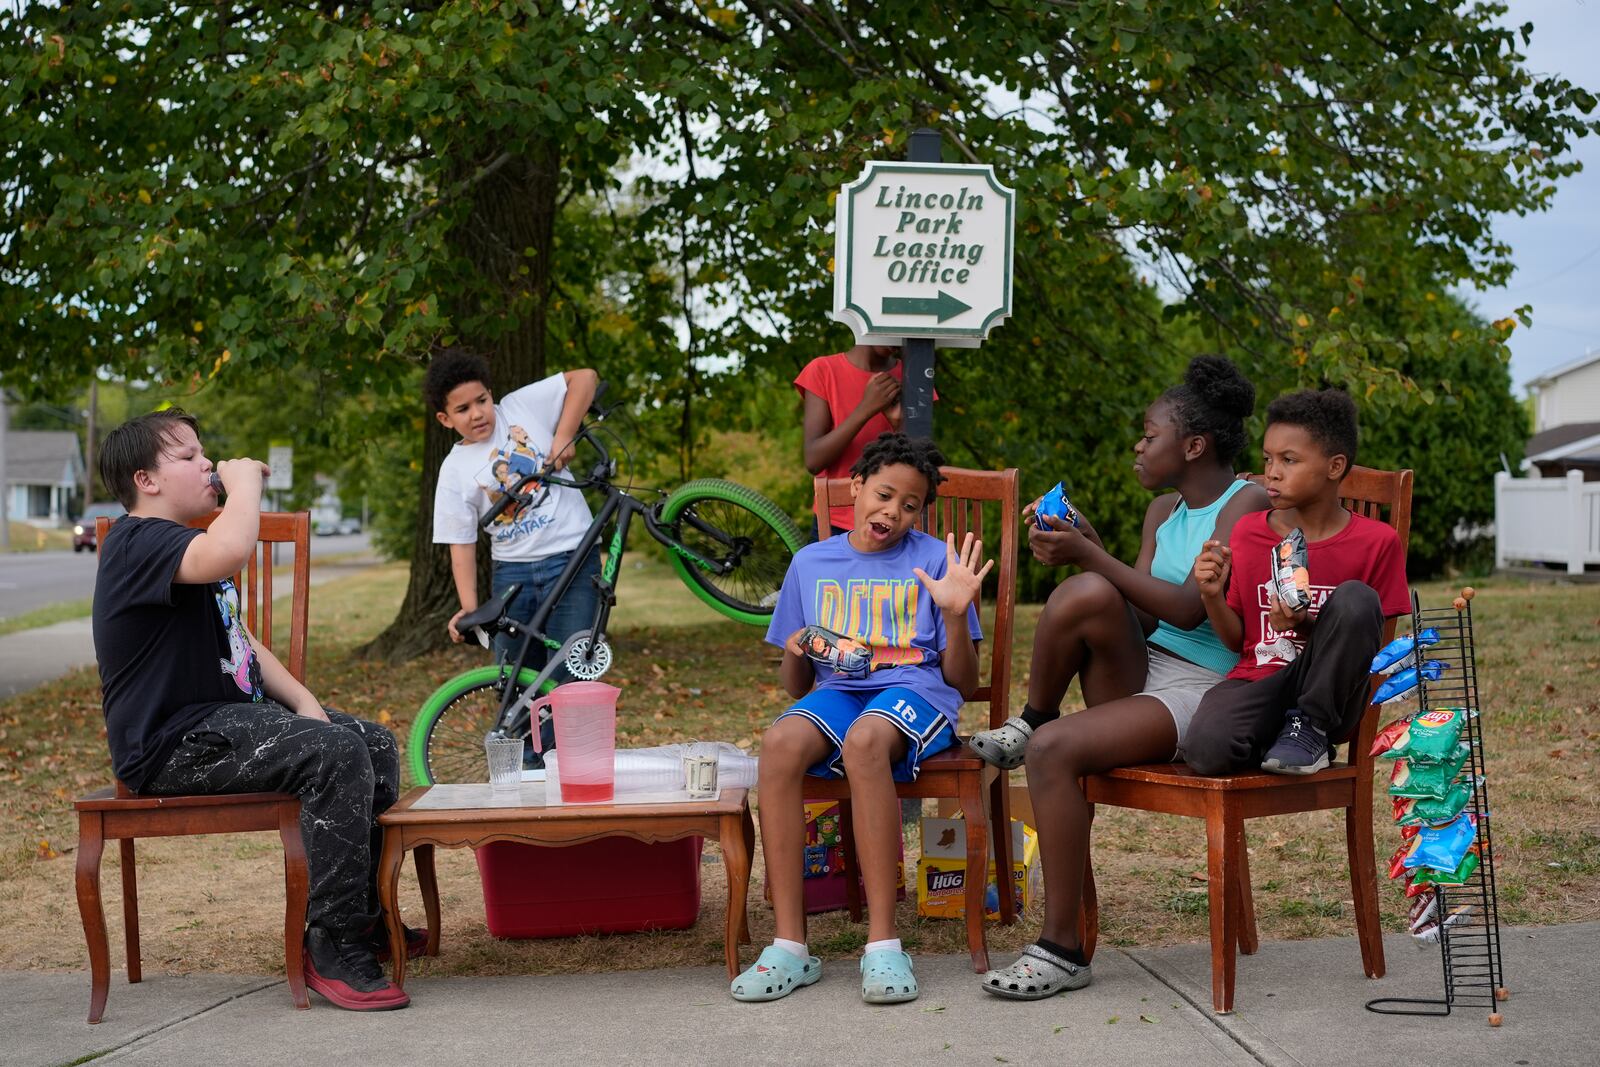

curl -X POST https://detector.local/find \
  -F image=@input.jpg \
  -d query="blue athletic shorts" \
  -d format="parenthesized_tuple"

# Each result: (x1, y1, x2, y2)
(776, 686, 956, 782)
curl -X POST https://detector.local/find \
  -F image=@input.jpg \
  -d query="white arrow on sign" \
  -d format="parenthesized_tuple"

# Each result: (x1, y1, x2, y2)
(831, 160, 1015, 347)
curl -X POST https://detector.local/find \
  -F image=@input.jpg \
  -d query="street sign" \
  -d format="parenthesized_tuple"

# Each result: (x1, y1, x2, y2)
(831, 160, 1014, 346)
(267, 444, 293, 491)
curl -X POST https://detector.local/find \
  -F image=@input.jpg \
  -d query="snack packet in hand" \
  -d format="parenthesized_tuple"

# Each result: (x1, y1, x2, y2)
(1034, 481, 1080, 530)
(797, 625, 872, 678)
(1270, 527, 1310, 611)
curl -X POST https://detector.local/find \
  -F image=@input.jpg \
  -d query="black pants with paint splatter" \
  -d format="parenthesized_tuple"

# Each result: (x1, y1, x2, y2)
(144, 702, 400, 939)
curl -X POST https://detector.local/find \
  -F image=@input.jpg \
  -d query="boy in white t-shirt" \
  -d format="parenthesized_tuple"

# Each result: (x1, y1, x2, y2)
(426, 349, 601, 722)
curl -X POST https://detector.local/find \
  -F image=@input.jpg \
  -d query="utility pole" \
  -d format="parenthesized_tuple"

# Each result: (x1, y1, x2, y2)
(0, 384, 10, 551)
(84, 377, 98, 505)
(899, 128, 942, 442)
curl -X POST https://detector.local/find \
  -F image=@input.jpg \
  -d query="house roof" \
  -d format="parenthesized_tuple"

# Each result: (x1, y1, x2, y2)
(4, 430, 85, 487)
(1527, 421, 1600, 457)
(1527, 349, 1600, 389)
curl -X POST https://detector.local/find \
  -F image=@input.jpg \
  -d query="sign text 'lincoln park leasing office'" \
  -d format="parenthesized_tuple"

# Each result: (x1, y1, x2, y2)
(832, 161, 1015, 347)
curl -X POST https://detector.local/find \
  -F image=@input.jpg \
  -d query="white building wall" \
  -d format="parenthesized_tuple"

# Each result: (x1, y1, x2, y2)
(1533, 359, 1600, 431)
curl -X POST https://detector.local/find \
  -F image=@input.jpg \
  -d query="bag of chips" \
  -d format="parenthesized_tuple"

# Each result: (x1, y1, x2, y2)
(1370, 714, 1417, 758)
(797, 625, 873, 677)
(1034, 481, 1080, 531)
(1372, 661, 1448, 705)
(1413, 848, 1481, 888)
(1388, 743, 1472, 799)
(1270, 527, 1310, 611)
(1381, 705, 1471, 762)
(1393, 780, 1478, 826)
(1413, 902, 1475, 944)
(1401, 813, 1477, 873)
(1407, 887, 1439, 931)
(1370, 627, 1441, 675)
(1387, 826, 1423, 879)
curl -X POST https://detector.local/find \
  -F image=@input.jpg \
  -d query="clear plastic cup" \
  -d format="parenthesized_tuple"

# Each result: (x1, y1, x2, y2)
(484, 734, 525, 792)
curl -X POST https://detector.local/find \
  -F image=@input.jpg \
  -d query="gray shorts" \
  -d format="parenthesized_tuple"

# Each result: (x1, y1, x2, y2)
(1138, 645, 1226, 758)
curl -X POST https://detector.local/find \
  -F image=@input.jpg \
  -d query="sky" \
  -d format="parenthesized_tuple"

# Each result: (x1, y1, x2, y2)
(1466, 0, 1600, 391)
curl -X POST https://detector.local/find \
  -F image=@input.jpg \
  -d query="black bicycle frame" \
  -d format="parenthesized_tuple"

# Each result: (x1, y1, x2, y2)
(483, 432, 753, 736)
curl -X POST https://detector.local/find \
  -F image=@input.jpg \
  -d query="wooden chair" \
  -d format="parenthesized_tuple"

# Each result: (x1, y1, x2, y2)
(809, 467, 1021, 972)
(76, 511, 313, 1023)
(1079, 466, 1414, 1013)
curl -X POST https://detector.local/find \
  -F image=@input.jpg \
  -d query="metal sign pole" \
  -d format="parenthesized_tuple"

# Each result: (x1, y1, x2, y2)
(899, 128, 941, 443)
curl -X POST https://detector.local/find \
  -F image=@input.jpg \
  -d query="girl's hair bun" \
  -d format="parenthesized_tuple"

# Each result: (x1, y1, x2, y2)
(1161, 355, 1256, 463)
(1184, 354, 1255, 420)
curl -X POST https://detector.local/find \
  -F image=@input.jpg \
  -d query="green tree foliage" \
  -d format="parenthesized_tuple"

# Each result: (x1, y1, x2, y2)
(3, 2, 1592, 647)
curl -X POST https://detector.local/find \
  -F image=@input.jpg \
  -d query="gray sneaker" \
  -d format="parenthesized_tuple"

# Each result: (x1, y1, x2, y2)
(970, 716, 1034, 769)
(1260, 714, 1329, 775)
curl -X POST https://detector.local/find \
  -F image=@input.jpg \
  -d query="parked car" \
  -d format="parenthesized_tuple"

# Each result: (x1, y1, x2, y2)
(337, 517, 362, 535)
(73, 502, 127, 552)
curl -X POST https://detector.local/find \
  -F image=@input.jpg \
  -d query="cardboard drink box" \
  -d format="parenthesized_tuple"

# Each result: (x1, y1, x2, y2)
(915, 815, 1040, 921)
(765, 800, 906, 914)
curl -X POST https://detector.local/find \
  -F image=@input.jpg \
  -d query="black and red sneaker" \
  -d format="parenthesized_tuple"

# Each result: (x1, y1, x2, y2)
(373, 924, 429, 964)
(304, 926, 411, 1011)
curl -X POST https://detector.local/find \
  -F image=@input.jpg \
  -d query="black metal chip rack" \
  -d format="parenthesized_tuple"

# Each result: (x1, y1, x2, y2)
(1366, 588, 1509, 1024)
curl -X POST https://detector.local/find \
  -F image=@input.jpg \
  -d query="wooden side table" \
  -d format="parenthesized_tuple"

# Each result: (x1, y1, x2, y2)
(376, 785, 755, 987)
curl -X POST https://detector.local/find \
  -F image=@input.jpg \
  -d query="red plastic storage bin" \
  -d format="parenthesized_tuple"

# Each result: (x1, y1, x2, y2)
(475, 837, 703, 939)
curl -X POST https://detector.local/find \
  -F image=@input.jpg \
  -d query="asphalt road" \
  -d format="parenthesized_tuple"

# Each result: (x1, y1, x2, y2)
(0, 531, 372, 621)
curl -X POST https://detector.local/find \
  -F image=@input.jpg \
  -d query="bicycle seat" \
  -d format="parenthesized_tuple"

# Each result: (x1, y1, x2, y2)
(457, 584, 520, 634)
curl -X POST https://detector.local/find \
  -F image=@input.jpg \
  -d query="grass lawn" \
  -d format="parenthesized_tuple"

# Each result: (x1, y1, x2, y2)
(1, 557, 1595, 981)
(3, 521, 75, 553)
(0, 598, 93, 639)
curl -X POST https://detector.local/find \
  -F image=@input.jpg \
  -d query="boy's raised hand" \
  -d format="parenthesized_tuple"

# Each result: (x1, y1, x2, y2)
(1194, 539, 1231, 598)
(914, 532, 995, 614)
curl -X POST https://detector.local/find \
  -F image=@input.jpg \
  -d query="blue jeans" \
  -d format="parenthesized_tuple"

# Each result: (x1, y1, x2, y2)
(492, 545, 603, 764)
(490, 543, 603, 676)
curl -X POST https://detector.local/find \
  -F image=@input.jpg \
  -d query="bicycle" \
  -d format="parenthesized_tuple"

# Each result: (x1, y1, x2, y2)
(406, 384, 805, 785)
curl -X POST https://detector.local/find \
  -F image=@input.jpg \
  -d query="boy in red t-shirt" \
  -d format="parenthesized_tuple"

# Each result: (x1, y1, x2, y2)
(1185, 388, 1410, 775)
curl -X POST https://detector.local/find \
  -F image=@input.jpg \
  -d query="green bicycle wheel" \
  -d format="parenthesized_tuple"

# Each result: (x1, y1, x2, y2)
(658, 478, 806, 626)
(407, 665, 554, 785)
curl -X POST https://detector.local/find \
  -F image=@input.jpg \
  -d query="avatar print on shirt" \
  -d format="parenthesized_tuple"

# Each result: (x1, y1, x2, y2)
(1248, 578, 1340, 669)
(475, 424, 556, 543)
(812, 576, 937, 672)
(214, 578, 263, 700)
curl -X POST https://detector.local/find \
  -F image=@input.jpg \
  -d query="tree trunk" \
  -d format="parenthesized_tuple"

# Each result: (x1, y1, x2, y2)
(363, 144, 561, 662)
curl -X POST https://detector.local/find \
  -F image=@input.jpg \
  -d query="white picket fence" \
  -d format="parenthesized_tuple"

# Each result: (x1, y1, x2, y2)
(1495, 470, 1600, 574)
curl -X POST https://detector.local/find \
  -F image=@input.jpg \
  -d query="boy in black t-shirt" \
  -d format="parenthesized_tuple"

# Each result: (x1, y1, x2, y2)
(92, 409, 412, 1012)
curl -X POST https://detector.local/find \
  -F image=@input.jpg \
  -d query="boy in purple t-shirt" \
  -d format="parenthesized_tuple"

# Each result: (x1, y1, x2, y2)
(732, 434, 991, 1007)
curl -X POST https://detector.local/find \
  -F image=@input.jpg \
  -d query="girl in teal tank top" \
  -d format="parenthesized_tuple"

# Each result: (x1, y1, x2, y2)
(975, 356, 1268, 1002)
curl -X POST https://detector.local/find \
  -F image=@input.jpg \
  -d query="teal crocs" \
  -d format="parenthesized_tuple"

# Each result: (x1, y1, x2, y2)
(860, 949, 919, 1004)
(730, 945, 822, 1002)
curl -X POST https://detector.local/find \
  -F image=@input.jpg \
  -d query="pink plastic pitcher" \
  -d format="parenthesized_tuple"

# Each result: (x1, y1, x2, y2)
(536, 681, 619, 804)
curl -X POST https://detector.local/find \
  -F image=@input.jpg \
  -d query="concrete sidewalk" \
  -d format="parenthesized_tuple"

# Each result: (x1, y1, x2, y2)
(7, 923, 1593, 1067)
